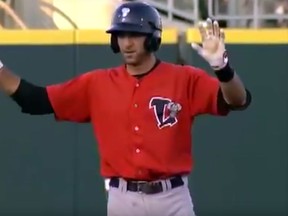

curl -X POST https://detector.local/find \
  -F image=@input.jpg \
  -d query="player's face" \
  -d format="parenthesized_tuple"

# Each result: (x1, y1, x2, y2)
(117, 32, 149, 66)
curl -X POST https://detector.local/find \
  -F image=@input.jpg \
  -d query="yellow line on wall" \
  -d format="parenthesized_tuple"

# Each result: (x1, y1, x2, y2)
(0, 29, 286, 45)
(0, 29, 178, 45)
(186, 28, 288, 44)
(0, 30, 74, 45)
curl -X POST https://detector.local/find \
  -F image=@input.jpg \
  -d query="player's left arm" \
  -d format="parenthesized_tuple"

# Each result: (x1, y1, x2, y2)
(191, 18, 251, 110)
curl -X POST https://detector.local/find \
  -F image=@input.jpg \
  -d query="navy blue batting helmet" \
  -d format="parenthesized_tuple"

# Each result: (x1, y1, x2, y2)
(106, 1, 162, 53)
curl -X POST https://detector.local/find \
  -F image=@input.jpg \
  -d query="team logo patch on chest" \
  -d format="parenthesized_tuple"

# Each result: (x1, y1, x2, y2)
(149, 97, 182, 129)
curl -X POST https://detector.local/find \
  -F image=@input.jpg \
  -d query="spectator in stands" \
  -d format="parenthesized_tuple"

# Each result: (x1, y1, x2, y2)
(274, 0, 288, 27)
(244, 0, 288, 27)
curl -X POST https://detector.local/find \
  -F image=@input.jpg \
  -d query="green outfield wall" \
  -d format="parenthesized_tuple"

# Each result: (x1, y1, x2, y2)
(0, 29, 287, 216)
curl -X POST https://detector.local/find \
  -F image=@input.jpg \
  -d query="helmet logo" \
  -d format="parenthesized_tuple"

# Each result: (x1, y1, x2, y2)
(121, 7, 130, 18)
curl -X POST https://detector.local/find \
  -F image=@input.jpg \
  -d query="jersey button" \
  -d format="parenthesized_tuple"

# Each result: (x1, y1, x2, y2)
(135, 148, 140, 153)
(134, 104, 138, 108)
(134, 126, 139, 131)
(135, 83, 140, 88)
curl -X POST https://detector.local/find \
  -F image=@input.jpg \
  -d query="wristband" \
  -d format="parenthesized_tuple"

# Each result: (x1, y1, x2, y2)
(214, 62, 235, 82)
(0, 60, 3, 69)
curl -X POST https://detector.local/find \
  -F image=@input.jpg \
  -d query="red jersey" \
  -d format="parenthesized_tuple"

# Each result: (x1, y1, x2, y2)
(46, 61, 229, 181)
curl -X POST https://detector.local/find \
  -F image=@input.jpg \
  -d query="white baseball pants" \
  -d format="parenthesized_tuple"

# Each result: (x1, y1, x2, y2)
(106, 176, 196, 216)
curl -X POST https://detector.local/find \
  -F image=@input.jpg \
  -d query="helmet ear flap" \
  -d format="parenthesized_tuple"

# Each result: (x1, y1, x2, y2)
(110, 34, 120, 53)
(144, 34, 161, 52)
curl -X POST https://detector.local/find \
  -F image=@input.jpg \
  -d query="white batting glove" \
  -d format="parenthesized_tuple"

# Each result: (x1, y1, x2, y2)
(191, 18, 228, 70)
(0, 60, 4, 70)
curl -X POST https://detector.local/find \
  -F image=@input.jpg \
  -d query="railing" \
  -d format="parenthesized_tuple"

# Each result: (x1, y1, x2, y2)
(207, 0, 288, 28)
(0, 0, 79, 29)
(137, 0, 288, 28)
(133, 0, 199, 24)
(0, 0, 287, 29)
(0, 0, 27, 29)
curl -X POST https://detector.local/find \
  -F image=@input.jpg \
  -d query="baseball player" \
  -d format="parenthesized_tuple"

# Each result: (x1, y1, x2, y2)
(0, 2, 251, 216)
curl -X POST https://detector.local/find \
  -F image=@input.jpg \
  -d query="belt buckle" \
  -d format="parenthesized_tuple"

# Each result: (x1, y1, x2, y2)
(137, 182, 145, 194)
(138, 182, 159, 194)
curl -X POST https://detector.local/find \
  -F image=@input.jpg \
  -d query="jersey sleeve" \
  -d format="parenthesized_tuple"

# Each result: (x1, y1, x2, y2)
(46, 72, 93, 122)
(186, 66, 229, 116)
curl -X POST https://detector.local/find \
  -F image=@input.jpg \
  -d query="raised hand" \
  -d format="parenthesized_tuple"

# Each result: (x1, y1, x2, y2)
(191, 18, 228, 70)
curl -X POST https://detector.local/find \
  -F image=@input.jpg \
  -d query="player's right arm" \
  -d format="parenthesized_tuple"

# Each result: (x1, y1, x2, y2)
(0, 62, 93, 122)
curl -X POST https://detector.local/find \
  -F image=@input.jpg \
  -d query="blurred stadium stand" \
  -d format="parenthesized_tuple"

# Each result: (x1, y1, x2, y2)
(0, 0, 287, 30)
(0, 0, 121, 29)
